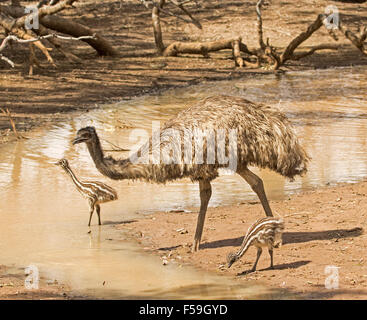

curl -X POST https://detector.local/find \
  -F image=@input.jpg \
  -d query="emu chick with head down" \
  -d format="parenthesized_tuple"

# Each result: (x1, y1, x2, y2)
(55, 159, 118, 226)
(72, 95, 308, 251)
(227, 217, 285, 272)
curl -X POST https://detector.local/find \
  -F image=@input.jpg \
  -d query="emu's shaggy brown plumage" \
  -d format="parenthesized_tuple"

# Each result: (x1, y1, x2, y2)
(73, 95, 309, 251)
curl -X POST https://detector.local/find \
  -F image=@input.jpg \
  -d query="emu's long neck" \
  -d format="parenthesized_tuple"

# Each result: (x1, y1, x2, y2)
(85, 135, 147, 181)
(63, 165, 84, 190)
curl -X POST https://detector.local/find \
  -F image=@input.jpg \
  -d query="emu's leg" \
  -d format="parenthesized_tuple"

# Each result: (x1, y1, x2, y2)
(193, 180, 212, 252)
(251, 247, 262, 272)
(268, 248, 274, 269)
(96, 204, 102, 225)
(238, 168, 273, 217)
(88, 199, 95, 227)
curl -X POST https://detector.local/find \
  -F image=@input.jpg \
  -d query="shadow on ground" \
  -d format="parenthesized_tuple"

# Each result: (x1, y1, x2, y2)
(200, 227, 363, 249)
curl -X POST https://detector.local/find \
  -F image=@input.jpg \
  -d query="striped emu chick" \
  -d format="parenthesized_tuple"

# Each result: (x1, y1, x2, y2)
(227, 217, 285, 272)
(55, 159, 118, 226)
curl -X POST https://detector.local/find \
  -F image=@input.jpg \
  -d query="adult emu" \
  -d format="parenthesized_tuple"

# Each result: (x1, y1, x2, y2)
(73, 95, 309, 251)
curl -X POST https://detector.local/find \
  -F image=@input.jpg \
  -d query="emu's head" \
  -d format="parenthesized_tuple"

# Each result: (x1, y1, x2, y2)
(72, 126, 97, 145)
(227, 252, 238, 268)
(55, 158, 69, 169)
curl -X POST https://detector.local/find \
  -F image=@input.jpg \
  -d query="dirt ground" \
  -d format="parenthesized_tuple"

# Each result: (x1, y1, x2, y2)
(0, 264, 75, 299)
(1, 0, 367, 142)
(1, 0, 367, 300)
(119, 180, 367, 300)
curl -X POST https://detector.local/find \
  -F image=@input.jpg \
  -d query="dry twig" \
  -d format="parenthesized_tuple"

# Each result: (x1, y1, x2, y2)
(0, 108, 27, 140)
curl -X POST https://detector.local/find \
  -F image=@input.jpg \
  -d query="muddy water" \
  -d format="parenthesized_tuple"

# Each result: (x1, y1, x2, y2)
(0, 66, 366, 298)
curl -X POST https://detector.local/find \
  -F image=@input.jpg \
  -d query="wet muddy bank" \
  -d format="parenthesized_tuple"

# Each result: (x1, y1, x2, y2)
(0, 264, 80, 300)
(118, 180, 367, 300)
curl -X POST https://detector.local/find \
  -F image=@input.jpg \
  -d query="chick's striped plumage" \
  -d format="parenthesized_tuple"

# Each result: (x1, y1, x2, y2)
(75, 180, 118, 203)
(244, 217, 284, 248)
(227, 217, 284, 271)
(56, 158, 117, 226)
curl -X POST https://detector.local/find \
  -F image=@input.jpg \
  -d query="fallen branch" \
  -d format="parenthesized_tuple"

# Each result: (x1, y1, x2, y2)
(0, 11, 55, 65)
(280, 14, 328, 64)
(338, 23, 367, 55)
(253, 5, 340, 69)
(2, 4, 118, 56)
(14, 0, 78, 29)
(0, 32, 96, 71)
(291, 44, 340, 60)
(0, 33, 96, 51)
(163, 37, 246, 57)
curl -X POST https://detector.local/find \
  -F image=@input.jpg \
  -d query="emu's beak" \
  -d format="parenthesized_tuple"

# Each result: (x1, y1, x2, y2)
(72, 136, 84, 145)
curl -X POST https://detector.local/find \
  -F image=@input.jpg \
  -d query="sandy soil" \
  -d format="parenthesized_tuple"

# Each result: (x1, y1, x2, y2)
(118, 180, 367, 300)
(1, 0, 367, 143)
(0, 264, 76, 299)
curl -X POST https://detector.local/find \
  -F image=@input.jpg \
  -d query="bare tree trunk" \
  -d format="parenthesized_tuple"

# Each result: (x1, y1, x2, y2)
(256, 0, 266, 50)
(152, 0, 165, 55)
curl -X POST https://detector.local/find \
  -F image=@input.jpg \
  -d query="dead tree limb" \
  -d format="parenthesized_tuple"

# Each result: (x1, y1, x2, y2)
(2, 4, 117, 56)
(279, 14, 327, 64)
(0, 108, 26, 139)
(152, 0, 165, 55)
(290, 44, 340, 60)
(163, 37, 244, 57)
(32, 24, 83, 63)
(232, 38, 243, 67)
(0, 11, 55, 65)
(39, 16, 118, 56)
(338, 23, 367, 55)
(256, 0, 266, 50)
(13, 0, 78, 29)
(253, 6, 340, 69)
(0, 33, 95, 71)
(150, 0, 202, 55)
(0, 33, 96, 49)
(170, 0, 202, 29)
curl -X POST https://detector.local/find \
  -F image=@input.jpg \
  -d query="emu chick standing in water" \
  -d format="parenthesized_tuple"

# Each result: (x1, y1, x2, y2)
(227, 217, 285, 272)
(55, 159, 118, 226)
